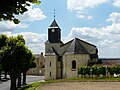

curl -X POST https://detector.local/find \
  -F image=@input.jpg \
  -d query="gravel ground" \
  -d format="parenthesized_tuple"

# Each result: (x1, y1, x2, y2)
(38, 82, 120, 90)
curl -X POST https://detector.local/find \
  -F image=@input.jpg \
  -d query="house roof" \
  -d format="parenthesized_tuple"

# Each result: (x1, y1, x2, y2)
(49, 19, 59, 28)
(45, 40, 64, 44)
(47, 47, 55, 53)
(60, 37, 97, 55)
(76, 38, 96, 47)
(65, 38, 88, 54)
(45, 37, 97, 56)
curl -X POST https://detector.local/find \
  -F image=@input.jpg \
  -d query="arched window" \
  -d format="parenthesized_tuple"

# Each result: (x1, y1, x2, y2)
(50, 72, 51, 77)
(50, 62, 51, 67)
(72, 60, 76, 69)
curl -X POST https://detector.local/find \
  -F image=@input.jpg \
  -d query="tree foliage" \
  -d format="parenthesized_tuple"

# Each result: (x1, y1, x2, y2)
(0, 64, 3, 80)
(114, 66, 120, 75)
(107, 66, 115, 76)
(0, 34, 7, 49)
(0, 34, 36, 90)
(0, 0, 40, 24)
(0, 64, 2, 71)
(99, 66, 106, 76)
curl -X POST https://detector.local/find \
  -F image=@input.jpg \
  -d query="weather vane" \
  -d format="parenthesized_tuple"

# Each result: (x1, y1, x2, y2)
(53, 9, 56, 19)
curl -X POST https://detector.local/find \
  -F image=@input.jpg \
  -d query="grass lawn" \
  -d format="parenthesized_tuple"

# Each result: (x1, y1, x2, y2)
(18, 82, 42, 90)
(18, 77, 120, 90)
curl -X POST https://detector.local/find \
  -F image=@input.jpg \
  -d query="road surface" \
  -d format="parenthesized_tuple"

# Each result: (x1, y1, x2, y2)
(0, 75, 44, 90)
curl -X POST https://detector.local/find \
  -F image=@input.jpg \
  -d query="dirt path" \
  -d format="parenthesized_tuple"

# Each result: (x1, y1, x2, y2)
(38, 82, 120, 90)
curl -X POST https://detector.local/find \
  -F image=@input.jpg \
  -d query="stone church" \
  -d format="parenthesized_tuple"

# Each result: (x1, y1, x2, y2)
(45, 19, 98, 80)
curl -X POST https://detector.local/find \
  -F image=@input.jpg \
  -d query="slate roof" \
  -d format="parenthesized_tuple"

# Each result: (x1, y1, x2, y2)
(77, 38, 96, 47)
(65, 38, 88, 54)
(45, 40, 64, 44)
(47, 47, 55, 53)
(49, 19, 59, 28)
(45, 37, 97, 56)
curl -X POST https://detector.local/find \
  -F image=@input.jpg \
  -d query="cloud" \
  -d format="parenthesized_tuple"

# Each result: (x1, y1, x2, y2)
(12, 32, 47, 54)
(0, 21, 28, 31)
(106, 12, 120, 24)
(77, 15, 93, 19)
(87, 16, 93, 19)
(67, 0, 108, 19)
(113, 0, 120, 8)
(63, 12, 120, 58)
(18, 4, 46, 22)
(67, 0, 108, 11)
(0, 4, 46, 32)
(67, 0, 120, 19)
(105, 12, 120, 34)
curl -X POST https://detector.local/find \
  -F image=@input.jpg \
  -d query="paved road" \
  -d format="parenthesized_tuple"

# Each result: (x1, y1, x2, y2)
(0, 75, 44, 90)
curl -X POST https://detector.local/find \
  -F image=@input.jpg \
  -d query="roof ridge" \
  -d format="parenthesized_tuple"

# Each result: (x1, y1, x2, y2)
(75, 37, 96, 47)
(60, 39, 74, 47)
(65, 38, 88, 54)
(73, 38, 76, 53)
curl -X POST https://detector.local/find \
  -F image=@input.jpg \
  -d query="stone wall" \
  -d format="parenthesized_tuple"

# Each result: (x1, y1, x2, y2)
(45, 55, 58, 80)
(27, 53, 45, 76)
(63, 54, 90, 78)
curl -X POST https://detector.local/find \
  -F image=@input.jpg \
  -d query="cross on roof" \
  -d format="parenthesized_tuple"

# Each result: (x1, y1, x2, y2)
(53, 9, 56, 19)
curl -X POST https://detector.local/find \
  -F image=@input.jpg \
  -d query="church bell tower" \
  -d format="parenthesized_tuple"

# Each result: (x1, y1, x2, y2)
(48, 19, 61, 43)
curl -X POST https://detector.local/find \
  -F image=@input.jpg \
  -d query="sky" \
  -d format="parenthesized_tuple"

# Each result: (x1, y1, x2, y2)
(0, 0, 120, 58)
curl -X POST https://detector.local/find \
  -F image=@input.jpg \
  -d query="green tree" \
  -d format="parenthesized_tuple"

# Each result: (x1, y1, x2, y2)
(78, 66, 91, 78)
(114, 66, 120, 76)
(0, 34, 8, 49)
(22, 60, 36, 85)
(90, 66, 96, 78)
(99, 66, 106, 77)
(0, 35, 35, 90)
(0, 34, 8, 81)
(84, 66, 91, 78)
(0, 0, 40, 24)
(17, 49, 36, 87)
(96, 66, 101, 77)
(78, 66, 84, 78)
(0, 64, 3, 81)
(107, 66, 115, 77)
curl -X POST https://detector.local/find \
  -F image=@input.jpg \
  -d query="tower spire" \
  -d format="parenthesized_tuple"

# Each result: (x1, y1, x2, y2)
(53, 9, 56, 19)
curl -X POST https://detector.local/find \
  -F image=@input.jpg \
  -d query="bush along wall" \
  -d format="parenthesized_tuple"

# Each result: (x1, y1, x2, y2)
(78, 65, 120, 78)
